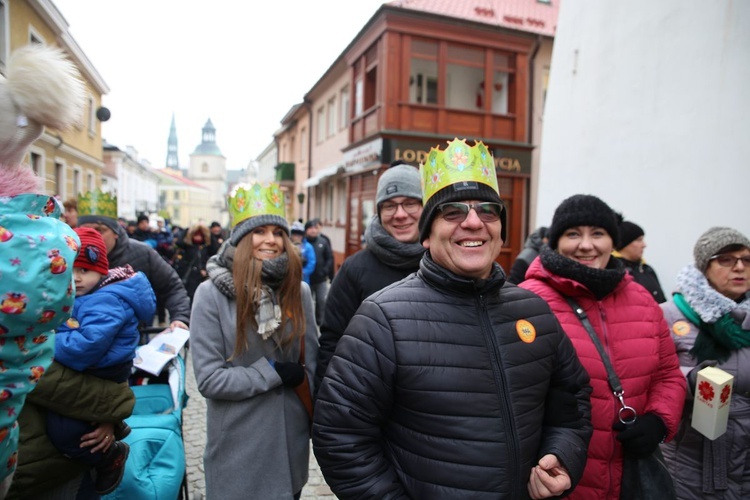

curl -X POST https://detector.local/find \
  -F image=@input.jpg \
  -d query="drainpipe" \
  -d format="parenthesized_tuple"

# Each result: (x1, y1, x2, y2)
(526, 34, 543, 237)
(305, 100, 313, 219)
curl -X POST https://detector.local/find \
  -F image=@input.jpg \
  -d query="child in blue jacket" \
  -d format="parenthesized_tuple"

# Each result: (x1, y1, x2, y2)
(47, 227, 156, 495)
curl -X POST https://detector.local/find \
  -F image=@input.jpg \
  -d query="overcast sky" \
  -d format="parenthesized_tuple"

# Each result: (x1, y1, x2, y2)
(53, 0, 387, 170)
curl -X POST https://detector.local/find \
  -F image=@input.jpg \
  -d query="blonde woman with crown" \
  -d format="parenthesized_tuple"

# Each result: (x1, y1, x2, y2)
(190, 183, 318, 499)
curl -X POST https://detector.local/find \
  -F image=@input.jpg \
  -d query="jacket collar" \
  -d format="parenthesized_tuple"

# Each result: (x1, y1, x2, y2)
(418, 251, 505, 296)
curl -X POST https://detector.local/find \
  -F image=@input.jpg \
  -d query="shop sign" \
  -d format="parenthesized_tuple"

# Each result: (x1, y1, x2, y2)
(382, 138, 531, 175)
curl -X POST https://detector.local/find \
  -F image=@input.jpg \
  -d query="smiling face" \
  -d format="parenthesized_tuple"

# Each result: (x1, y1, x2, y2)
(705, 247, 750, 300)
(380, 196, 422, 243)
(557, 226, 613, 269)
(251, 225, 285, 260)
(423, 199, 503, 279)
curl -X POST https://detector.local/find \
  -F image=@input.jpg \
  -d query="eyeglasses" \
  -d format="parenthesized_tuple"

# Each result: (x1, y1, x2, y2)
(380, 199, 422, 216)
(709, 254, 750, 268)
(437, 202, 504, 223)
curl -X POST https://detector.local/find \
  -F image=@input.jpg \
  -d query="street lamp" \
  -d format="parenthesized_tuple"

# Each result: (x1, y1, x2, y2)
(297, 192, 305, 205)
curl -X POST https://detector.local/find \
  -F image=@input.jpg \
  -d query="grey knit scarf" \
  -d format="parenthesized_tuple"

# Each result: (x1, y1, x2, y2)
(364, 215, 425, 270)
(676, 264, 750, 323)
(205, 240, 289, 339)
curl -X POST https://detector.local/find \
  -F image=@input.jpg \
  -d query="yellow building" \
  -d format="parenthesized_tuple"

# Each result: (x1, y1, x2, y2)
(152, 168, 213, 229)
(3, 0, 108, 201)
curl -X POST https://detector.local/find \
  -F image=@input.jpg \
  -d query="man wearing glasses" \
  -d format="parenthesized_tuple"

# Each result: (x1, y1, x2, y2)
(313, 139, 593, 499)
(314, 162, 425, 396)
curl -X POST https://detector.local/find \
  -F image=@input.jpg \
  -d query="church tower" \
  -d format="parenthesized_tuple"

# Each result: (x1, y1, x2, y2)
(189, 118, 227, 223)
(165, 113, 179, 169)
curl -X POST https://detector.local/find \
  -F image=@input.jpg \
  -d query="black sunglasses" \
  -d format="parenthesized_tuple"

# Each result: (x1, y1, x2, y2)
(437, 202, 504, 223)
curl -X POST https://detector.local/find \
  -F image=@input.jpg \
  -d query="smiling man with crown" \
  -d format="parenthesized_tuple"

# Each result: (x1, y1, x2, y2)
(189, 180, 320, 498)
(314, 138, 593, 499)
(76, 188, 191, 332)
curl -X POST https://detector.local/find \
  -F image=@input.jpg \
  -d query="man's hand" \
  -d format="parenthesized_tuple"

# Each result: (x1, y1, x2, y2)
(170, 320, 188, 331)
(527, 454, 571, 499)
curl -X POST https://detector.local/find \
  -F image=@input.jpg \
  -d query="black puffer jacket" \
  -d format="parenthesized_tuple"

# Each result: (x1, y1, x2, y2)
(109, 223, 191, 325)
(313, 253, 592, 499)
(314, 248, 419, 395)
(614, 256, 666, 303)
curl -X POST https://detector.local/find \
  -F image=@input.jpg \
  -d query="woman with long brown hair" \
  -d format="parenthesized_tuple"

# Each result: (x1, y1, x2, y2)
(190, 182, 318, 499)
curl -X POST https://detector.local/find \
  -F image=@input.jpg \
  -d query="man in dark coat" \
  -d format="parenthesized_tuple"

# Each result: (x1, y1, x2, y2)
(613, 220, 666, 303)
(78, 214, 190, 330)
(507, 225, 548, 284)
(313, 139, 592, 499)
(314, 162, 424, 395)
(305, 218, 333, 325)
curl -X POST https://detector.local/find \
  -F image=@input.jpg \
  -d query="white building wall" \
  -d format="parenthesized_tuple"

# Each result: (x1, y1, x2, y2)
(537, 0, 750, 292)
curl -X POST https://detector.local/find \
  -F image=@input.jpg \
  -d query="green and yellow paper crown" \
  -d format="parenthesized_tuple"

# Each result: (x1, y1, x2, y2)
(419, 138, 499, 204)
(77, 189, 118, 218)
(228, 182, 285, 228)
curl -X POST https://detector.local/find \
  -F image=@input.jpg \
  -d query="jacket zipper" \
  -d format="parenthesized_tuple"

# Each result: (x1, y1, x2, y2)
(596, 303, 619, 498)
(478, 293, 520, 499)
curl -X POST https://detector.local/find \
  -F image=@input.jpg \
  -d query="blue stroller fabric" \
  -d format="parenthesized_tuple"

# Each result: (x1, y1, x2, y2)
(103, 354, 188, 499)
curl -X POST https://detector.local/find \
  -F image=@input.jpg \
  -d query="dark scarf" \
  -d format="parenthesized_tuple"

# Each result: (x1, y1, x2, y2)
(673, 265, 750, 363)
(539, 245, 626, 300)
(364, 215, 425, 270)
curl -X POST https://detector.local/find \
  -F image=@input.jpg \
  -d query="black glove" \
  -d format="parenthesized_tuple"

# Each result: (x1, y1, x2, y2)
(274, 362, 305, 388)
(687, 360, 719, 397)
(613, 413, 666, 459)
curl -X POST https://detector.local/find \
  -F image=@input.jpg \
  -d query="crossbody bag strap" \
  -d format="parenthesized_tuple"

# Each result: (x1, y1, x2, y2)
(564, 296, 636, 423)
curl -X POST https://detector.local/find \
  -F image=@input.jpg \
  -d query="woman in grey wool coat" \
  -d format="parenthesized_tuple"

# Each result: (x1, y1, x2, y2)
(190, 182, 319, 499)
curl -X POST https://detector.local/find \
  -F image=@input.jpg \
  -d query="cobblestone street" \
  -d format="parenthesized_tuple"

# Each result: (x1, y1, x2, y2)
(182, 353, 335, 499)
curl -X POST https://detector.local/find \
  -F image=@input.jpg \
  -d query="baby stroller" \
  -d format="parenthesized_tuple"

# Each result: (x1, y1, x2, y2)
(103, 327, 190, 500)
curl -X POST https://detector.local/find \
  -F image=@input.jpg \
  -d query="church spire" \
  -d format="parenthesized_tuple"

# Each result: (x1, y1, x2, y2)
(166, 113, 179, 168)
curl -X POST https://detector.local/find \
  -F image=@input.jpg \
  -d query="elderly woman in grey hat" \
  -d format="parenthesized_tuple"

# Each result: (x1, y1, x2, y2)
(190, 182, 319, 499)
(660, 227, 750, 499)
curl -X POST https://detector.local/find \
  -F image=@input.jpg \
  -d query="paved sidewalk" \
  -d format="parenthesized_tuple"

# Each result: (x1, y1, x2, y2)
(182, 352, 336, 499)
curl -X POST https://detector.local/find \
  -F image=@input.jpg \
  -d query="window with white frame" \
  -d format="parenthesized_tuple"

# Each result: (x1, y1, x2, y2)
(326, 182, 334, 221)
(0, 0, 8, 75)
(327, 97, 336, 137)
(54, 162, 65, 198)
(354, 79, 364, 116)
(88, 95, 96, 135)
(300, 128, 306, 162)
(339, 86, 349, 129)
(317, 107, 326, 143)
(337, 179, 347, 224)
(30, 151, 43, 178)
(87, 172, 94, 192)
(73, 168, 81, 196)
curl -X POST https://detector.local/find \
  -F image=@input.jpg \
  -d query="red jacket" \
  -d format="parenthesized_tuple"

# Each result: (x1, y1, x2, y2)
(521, 257, 685, 499)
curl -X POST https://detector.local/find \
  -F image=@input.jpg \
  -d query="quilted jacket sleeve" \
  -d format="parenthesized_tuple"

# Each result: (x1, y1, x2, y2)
(538, 321, 593, 491)
(312, 299, 409, 499)
(643, 313, 686, 441)
(25, 361, 135, 422)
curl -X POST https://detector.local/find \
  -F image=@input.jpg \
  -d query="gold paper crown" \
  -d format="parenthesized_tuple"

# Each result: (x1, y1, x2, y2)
(77, 189, 118, 218)
(419, 138, 499, 204)
(228, 182, 285, 228)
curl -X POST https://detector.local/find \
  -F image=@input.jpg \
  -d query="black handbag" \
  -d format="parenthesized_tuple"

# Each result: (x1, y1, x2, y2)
(564, 297, 676, 500)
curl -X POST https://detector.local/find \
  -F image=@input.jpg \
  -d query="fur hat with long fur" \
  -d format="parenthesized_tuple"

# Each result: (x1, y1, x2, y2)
(0, 44, 85, 196)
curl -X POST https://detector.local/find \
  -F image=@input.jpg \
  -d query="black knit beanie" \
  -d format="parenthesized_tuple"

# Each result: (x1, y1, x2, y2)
(547, 194, 619, 249)
(616, 221, 644, 250)
(419, 182, 506, 242)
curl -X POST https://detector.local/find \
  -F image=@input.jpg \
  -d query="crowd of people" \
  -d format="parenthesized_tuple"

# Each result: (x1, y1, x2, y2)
(2, 64, 748, 500)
